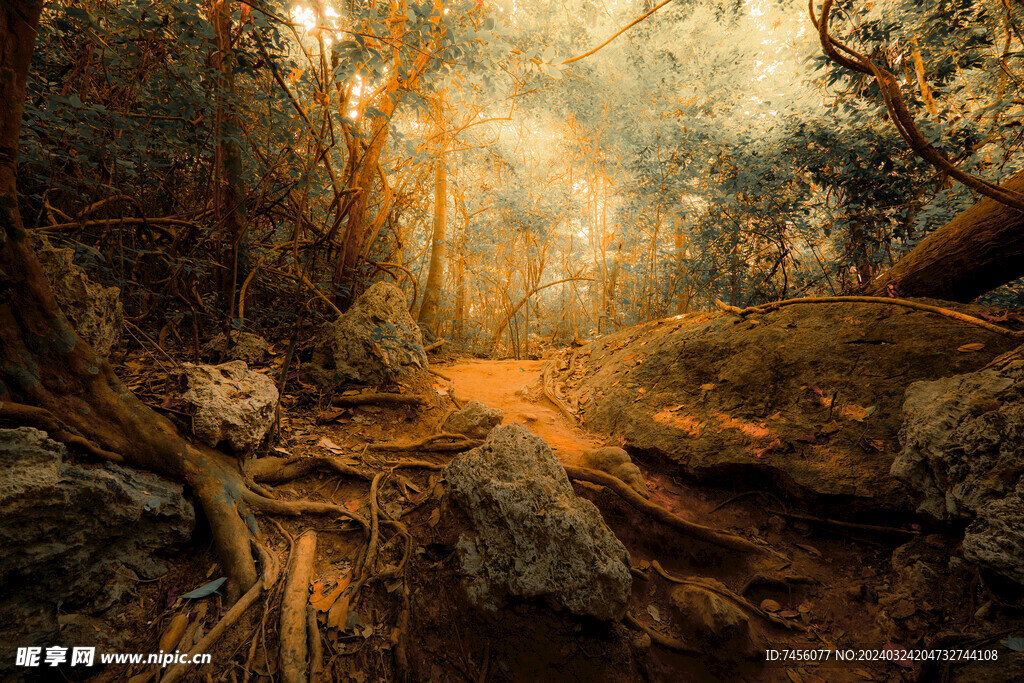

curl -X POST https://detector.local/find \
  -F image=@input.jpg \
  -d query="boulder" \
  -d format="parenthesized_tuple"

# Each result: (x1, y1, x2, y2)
(669, 581, 758, 659)
(35, 240, 122, 356)
(442, 424, 632, 620)
(444, 400, 503, 439)
(202, 331, 272, 364)
(305, 282, 428, 387)
(180, 360, 279, 451)
(0, 428, 194, 677)
(893, 357, 1024, 586)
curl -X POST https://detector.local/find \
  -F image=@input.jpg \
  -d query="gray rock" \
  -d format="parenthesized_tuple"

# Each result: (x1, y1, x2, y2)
(963, 488, 1024, 586)
(444, 400, 503, 439)
(669, 581, 758, 659)
(305, 282, 428, 387)
(180, 360, 279, 451)
(35, 240, 123, 356)
(443, 424, 631, 620)
(893, 359, 1024, 585)
(0, 428, 194, 676)
(202, 331, 272, 364)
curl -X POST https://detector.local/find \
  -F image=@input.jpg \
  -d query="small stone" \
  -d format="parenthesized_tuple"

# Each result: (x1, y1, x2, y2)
(444, 400, 503, 440)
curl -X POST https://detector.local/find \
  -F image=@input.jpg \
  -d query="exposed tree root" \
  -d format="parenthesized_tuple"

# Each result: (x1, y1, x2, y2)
(161, 543, 279, 683)
(331, 392, 426, 407)
(0, 400, 125, 462)
(541, 362, 579, 425)
(355, 473, 386, 583)
(765, 508, 920, 536)
(565, 466, 772, 555)
(650, 561, 805, 631)
(715, 296, 1024, 340)
(622, 613, 699, 654)
(383, 458, 446, 471)
(369, 432, 481, 453)
(242, 490, 369, 529)
(247, 454, 371, 483)
(280, 530, 317, 683)
(306, 605, 323, 682)
(740, 572, 819, 596)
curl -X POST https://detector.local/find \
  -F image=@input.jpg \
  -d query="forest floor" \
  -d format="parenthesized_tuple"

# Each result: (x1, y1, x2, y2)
(78, 312, 1022, 683)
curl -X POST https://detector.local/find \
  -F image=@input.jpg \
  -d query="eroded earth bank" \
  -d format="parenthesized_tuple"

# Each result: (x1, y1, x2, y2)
(4, 283, 1024, 683)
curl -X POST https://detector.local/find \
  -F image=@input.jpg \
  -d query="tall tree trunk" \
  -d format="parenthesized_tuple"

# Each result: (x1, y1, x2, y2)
(0, 1, 257, 602)
(210, 0, 248, 323)
(417, 153, 447, 332)
(333, 112, 392, 309)
(865, 169, 1024, 301)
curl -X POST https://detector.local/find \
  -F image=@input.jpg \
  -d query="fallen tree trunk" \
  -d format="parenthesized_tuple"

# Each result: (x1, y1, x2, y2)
(863, 168, 1024, 301)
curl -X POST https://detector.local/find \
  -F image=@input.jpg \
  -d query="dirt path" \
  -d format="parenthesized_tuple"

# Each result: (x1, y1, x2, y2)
(443, 359, 602, 467)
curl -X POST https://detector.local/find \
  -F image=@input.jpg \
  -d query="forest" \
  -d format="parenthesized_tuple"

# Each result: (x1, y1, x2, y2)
(2, 0, 1024, 681)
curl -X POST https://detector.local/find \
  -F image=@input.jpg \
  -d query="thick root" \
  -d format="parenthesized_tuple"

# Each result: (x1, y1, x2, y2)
(280, 530, 317, 683)
(565, 465, 772, 555)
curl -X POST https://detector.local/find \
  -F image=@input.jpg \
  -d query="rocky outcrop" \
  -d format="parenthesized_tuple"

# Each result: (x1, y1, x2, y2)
(443, 400, 503, 439)
(35, 240, 122, 356)
(202, 331, 272, 364)
(0, 428, 194, 676)
(550, 302, 1019, 511)
(305, 282, 428, 387)
(442, 424, 632, 620)
(180, 360, 279, 451)
(893, 357, 1024, 586)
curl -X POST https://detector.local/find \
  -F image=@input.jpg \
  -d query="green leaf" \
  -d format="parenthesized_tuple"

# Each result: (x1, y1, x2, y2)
(182, 577, 227, 599)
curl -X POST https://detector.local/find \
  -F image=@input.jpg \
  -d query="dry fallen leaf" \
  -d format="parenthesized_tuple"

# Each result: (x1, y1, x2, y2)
(428, 508, 441, 527)
(310, 574, 351, 612)
(760, 599, 782, 612)
(958, 342, 985, 352)
(327, 595, 351, 629)
(319, 436, 345, 453)
(158, 613, 189, 652)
